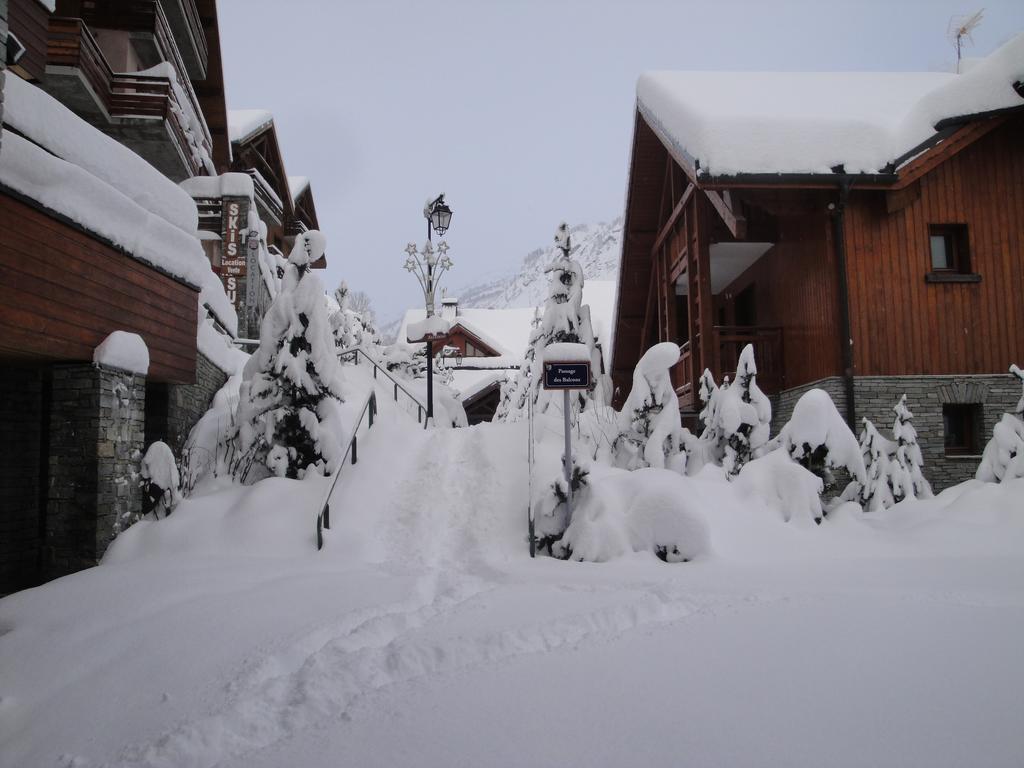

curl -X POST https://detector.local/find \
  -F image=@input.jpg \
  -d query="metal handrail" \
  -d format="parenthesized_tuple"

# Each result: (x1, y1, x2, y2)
(338, 346, 429, 427)
(315, 389, 378, 550)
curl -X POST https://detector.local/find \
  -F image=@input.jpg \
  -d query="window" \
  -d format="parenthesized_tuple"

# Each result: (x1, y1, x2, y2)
(465, 341, 485, 358)
(928, 224, 970, 273)
(943, 403, 982, 456)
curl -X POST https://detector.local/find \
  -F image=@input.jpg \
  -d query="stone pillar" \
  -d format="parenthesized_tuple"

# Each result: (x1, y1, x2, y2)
(46, 364, 145, 579)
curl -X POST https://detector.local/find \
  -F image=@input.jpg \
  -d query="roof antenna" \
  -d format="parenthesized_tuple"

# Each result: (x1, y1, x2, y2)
(948, 9, 984, 73)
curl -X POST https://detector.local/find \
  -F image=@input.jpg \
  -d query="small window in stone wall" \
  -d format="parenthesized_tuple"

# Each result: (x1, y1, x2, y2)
(943, 403, 982, 456)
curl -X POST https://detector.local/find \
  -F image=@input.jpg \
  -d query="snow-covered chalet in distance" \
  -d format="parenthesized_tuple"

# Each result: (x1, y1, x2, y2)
(611, 34, 1024, 490)
(399, 283, 617, 423)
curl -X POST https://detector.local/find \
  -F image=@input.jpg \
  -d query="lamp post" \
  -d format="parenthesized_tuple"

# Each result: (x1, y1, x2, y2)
(403, 194, 454, 423)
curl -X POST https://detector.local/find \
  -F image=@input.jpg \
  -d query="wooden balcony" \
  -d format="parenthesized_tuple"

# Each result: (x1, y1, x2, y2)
(675, 325, 784, 410)
(46, 15, 213, 179)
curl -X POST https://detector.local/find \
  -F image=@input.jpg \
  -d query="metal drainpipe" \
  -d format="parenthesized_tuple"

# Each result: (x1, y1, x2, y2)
(830, 180, 856, 431)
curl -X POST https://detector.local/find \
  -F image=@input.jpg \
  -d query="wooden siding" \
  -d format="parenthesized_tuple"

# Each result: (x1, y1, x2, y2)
(0, 193, 199, 383)
(844, 116, 1024, 376)
(8, 0, 51, 81)
(718, 205, 842, 388)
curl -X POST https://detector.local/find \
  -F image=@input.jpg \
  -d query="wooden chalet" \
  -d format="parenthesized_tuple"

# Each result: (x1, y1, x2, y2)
(613, 39, 1024, 488)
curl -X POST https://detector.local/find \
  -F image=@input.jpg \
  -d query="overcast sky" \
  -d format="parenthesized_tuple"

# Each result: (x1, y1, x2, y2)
(219, 0, 1024, 323)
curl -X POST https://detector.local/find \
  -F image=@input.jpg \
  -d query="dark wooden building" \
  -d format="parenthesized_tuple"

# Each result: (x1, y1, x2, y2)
(613, 44, 1024, 489)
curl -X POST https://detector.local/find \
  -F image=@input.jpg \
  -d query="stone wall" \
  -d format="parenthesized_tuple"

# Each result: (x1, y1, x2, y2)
(771, 373, 1021, 492)
(165, 351, 229, 454)
(853, 374, 1019, 491)
(0, 365, 43, 595)
(46, 364, 145, 580)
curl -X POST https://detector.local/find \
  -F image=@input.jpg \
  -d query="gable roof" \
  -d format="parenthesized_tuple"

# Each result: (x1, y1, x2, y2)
(227, 109, 274, 144)
(638, 32, 1024, 180)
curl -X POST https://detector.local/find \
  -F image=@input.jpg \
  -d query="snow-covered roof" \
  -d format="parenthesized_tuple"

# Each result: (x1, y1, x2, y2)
(397, 279, 619, 368)
(288, 176, 310, 203)
(227, 109, 274, 144)
(637, 32, 1024, 177)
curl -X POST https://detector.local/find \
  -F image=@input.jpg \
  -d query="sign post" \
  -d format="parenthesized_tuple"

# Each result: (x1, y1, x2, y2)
(541, 358, 591, 552)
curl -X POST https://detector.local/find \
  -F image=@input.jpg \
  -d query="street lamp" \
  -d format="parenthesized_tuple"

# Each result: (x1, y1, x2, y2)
(404, 195, 455, 423)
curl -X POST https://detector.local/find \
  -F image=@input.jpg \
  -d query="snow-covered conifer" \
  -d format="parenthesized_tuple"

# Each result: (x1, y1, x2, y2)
(775, 388, 866, 495)
(717, 345, 771, 478)
(497, 222, 610, 422)
(853, 418, 896, 512)
(890, 394, 932, 501)
(977, 364, 1024, 483)
(235, 230, 346, 481)
(613, 342, 684, 470)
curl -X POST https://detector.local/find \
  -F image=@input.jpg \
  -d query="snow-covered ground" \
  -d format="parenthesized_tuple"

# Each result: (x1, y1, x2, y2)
(2, 366, 1023, 768)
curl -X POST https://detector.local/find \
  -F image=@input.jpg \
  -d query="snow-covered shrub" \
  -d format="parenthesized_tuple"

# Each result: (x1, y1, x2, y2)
(890, 394, 933, 501)
(774, 387, 866, 494)
(234, 230, 347, 481)
(498, 222, 610, 423)
(736, 448, 825, 525)
(717, 345, 771, 478)
(977, 364, 1024, 483)
(140, 441, 181, 518)
(850, 418, 896, 512)
(532, 452, 591, 555)
(613, 342, 685, 470)
(329, 280, 379, 350)
(555, 468, 710, 562)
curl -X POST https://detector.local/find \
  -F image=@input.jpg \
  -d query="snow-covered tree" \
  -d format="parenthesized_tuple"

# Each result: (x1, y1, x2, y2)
(717, 345, 771, 478)
(853, 418, 896, 512)
(682, 368, 726, 473)
(613, 342, 685, 470)
(497, 222, 610, 422)
(977, 364, 1024, 483)
(890, 394, 933, 501)
(235, 230, 346, 481)
(773, 387, 866, 495)
(329, 281, 379, 350)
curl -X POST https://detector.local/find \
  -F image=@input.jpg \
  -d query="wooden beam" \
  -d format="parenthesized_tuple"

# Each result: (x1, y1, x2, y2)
(705, 190, 747, 240)
(891, 116, 1006, 190)
(651, 182, 695, 256)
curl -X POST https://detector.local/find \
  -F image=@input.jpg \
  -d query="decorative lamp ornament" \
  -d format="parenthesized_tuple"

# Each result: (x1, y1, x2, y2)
(246, 228, 260, 253)
(426, 193, 452, 236)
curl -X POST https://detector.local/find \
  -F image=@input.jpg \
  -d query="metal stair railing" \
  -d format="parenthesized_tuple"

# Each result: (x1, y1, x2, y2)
(338, 346, 429, 428)
(316, 389, 378, 550)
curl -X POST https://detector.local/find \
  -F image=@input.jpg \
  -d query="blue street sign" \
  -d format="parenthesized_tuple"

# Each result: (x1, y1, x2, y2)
(543, 362, 591, 390)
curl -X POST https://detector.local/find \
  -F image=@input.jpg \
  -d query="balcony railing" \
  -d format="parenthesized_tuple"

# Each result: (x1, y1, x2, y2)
(674, 325, 784, 409)
(47, 15, 214, 177)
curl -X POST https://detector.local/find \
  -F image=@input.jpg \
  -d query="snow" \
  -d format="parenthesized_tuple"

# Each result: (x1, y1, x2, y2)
(637, 32, 1024, 176)
(406, 315, 451, 342)
(2, 74, 198, 232)
(92, 331, 149, 375)
(2, 381, 1024, 766)
(228, 109, 274, 144)
(197, 311, 248, 376)
(180, 172, 256, 200)
(288, 175, 310, 204)
(139, 441, 181, 509)
(542, 341, 591, 363)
